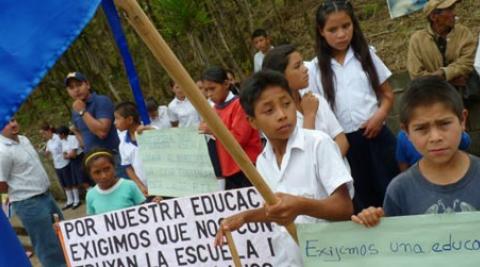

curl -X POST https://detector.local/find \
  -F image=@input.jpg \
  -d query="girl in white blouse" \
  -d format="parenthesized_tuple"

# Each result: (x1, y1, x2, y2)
(307, 0, 399, 212)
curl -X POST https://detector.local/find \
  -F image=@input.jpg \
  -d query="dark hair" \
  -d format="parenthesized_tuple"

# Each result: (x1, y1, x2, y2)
(115, 101, 141, 125)
(169, 79, 176, 88)
(262, 44, 297, 73)
(40, 122, 56, 133)
(252, 28, 268, 39)
(56, 125, 70, 136)
(400, 76, 464, 127)
(225, 69, 235, 78)
(315, 0, 380, 110)
(145, 97, 159, 112)
(83, 148, 115, 173)
(240, 70, 292, 117)
(202, 66, 228, 84)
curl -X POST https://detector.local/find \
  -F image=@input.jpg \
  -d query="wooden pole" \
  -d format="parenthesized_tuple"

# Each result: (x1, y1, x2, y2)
(113, 0, 298, 243)
(225, 231, 242, 267)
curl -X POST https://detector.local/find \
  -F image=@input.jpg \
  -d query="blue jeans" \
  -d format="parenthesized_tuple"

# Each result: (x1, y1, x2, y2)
(12, 192, 66, 267)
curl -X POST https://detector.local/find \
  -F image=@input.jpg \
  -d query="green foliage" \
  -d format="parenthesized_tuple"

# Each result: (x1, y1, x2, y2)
(151, 0, 211, 37)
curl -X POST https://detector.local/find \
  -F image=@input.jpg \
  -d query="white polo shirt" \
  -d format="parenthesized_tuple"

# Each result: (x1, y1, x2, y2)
(61, 135, 83, 157)
(257, 126, 354, 267)
(296, 93, 344, 139)
(0, 135, 50, 202)
(119, 132, 146, 187)
(167, 97, 200, 128)
(306, 47, 392, 133)
(46, 134, 69, 169)
(150, 105, 171, 130)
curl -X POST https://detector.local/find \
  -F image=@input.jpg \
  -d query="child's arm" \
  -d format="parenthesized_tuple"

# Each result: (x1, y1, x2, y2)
(136, 125, 157, 135)
(125, 166, 148, 196)
(333, 133, 349, 157)
(215, 207, 268, 246)
(351, 207, 384, 228)
(362, 81, 394, 139)
(300, 92, 319, 130)
(198, 121, 212, 134)
(266, 184, 353, 225)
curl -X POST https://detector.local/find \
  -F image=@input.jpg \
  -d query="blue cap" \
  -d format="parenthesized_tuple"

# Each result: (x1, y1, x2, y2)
(64, 72, 88, 86)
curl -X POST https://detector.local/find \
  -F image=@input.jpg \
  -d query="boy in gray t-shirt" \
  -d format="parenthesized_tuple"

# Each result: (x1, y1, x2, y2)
(352, 76, 479, 226)
(384, 155, 479, 216)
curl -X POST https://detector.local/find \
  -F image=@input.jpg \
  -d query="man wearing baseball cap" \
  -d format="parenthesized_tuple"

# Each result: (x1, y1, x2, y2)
(65, 72, 122, 177)
(407, 0, 476, 89)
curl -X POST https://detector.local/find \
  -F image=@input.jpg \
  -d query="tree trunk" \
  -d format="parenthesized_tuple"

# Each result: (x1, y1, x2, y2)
(205, 0, 245, 79)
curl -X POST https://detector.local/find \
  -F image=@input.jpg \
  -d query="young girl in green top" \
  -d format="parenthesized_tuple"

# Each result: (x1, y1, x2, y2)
(84, 148, 145, 215)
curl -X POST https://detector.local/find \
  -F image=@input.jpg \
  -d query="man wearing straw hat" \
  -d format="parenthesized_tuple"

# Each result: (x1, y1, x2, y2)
(407, 0, 476, 90)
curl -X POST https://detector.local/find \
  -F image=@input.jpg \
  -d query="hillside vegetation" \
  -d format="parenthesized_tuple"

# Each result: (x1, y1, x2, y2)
(17, 0, 480, 142)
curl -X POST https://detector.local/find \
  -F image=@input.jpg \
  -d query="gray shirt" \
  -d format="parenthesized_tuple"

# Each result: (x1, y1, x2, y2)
(0, 135, 50, 202)
(384, 155, 480, 216)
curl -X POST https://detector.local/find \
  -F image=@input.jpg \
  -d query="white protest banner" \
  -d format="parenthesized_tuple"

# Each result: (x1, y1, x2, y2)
(137, 128, 218, 197)
(58, 187, 276, 267)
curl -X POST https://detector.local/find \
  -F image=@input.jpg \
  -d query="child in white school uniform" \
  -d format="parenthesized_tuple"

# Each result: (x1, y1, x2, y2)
(262, 44, 349, 156)
(146, 97, 171, 130)
(306, 0, 399, 212)
(114, 101, 148, 197)
(167, 80, 201, 128)
(215, 70, 354, 267)
(57, 126, 82, 209)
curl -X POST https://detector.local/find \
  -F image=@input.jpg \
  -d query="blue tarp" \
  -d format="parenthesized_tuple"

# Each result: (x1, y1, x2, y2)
(0, 0, 101, 129)
(0, 1, 101, 265)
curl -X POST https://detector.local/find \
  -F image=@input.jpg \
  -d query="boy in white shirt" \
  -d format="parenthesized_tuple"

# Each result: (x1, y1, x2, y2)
(167, 80, 200, 128)
(214, 70, 354, 266)
(146, 97, 171, 130)
(252, 29, 273, 73)
(114, 102, 148, 196)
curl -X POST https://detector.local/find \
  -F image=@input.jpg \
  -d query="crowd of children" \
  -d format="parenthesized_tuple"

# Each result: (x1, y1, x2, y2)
(12, 0, 480, 266)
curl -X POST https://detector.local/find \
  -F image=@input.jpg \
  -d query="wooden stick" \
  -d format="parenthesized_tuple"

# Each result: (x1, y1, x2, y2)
(113, 0, 298, 243)
(53, 214, 72, 267)
(225, 231, 242, 267)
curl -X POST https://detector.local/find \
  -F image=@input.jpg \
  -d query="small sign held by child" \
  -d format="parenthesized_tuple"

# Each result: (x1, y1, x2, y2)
(137, 128, 218, 197)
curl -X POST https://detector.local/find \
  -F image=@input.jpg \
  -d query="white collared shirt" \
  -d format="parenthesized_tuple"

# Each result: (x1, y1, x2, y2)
(257, 126, 354, 267)
(167, 97, 200, 128)
(296, 93, 344, 138)
(119, 132, 146, 187)
(306, 47, 392, 133)
(253, 46, 274, 72)
(61, 135, 83, 157)
(46, 134, 69, 169)
(0, 135, 50, 202)
(150, 105, 171, 130)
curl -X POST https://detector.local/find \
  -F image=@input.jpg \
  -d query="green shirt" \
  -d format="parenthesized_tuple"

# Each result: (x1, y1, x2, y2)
(86, 178, 146, 215)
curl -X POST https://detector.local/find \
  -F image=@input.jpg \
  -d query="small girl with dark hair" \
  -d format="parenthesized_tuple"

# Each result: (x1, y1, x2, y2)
(307, 0, 399, 212)
(84, 148, 145, 215)
(200, 66, 262, 190)
(57, 125, 83, 209)
(40, 124, 75, 209)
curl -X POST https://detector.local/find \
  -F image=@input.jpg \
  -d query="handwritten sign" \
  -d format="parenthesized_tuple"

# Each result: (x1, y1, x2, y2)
(137, 128, 218, 197)
(58, 187, 276, 267)
(298, 212, 480, 266)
